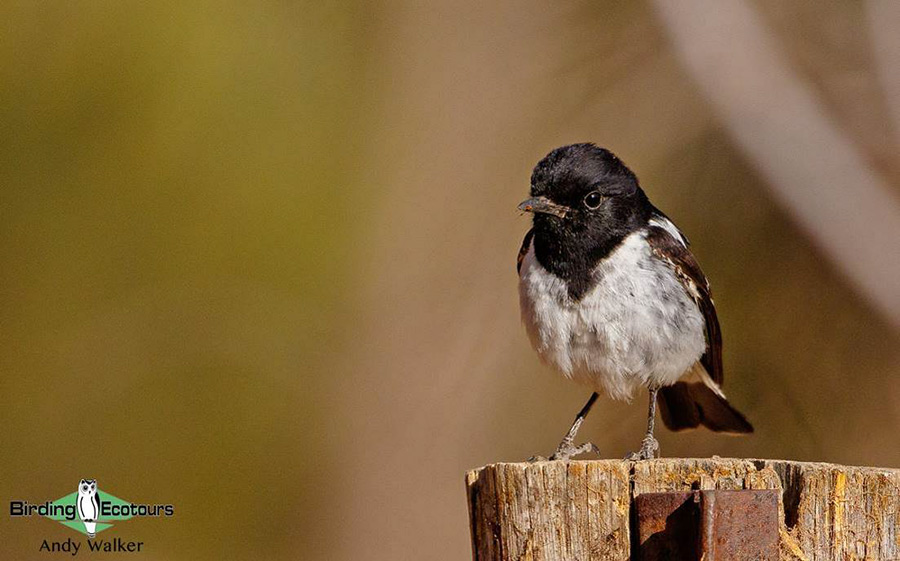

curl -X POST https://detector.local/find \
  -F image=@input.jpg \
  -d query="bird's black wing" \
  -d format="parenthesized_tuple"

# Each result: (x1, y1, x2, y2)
(646, 216, 753, 433)
(517, 228, 534, 274)
(645, 218, 722, 384)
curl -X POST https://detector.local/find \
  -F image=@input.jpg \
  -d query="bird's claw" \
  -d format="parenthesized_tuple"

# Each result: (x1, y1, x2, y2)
(625, 435, 659, 461)
(549, 441, 601, 461)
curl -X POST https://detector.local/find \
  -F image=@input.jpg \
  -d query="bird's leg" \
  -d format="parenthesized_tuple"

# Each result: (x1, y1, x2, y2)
(626, 386, 660, 460)
(538, 392, 601, 461)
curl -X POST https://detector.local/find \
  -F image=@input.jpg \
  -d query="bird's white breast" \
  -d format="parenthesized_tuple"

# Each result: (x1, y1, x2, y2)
(518, 230, 706, 401)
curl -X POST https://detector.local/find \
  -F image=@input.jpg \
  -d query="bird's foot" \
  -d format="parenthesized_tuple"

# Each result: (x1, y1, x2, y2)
(625, 435, 659, 461)
(528, 440, 600, 462)
(549, 441, 600, 461)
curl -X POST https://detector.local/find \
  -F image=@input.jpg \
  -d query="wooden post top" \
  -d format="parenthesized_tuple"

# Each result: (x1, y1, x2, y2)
(466, 458, 900, 560)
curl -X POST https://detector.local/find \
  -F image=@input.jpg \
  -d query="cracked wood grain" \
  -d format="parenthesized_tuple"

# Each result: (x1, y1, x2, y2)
(466, 458, 900, 560)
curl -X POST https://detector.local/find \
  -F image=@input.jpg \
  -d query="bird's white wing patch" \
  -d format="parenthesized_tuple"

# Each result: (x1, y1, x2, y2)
(649, 216, 687, 248)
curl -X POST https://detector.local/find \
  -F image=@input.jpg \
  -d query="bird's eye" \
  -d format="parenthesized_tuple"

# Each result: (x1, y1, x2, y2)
(583, 191, 603, 209)
(82, 486, 88, 492)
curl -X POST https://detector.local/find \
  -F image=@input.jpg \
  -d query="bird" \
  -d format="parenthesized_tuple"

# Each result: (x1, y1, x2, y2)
(517, 143, 753, 461)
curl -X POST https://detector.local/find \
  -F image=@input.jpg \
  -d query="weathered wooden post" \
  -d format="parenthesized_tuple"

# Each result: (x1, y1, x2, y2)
(466, 458, 900, 560)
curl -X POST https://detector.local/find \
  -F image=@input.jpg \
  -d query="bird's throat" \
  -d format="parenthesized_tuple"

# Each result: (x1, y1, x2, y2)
(532, 230, 625, 301)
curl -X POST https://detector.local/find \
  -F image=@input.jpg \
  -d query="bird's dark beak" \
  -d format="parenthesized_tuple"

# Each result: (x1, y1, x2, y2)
(518, 196, 569, 218)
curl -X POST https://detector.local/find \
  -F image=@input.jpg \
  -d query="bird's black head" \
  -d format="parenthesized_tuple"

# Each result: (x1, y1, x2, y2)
(519, 143, 652, 296)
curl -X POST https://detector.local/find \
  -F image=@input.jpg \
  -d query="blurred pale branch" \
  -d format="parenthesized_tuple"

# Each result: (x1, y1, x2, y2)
(866, 0, 900, 145)
(653, 0, 900, 329)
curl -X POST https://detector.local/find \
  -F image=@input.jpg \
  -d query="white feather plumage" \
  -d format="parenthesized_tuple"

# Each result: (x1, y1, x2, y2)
(518, 230, 707, 401)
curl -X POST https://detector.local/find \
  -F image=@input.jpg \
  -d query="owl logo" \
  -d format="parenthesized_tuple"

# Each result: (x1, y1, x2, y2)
(76, 479, 100, 538)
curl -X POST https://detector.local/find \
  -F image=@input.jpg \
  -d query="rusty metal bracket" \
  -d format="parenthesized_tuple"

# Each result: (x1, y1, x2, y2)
(635, 489, 779, 560)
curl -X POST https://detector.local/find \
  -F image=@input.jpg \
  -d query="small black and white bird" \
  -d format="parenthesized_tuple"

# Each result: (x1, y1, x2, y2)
(517, 143, 753, 461)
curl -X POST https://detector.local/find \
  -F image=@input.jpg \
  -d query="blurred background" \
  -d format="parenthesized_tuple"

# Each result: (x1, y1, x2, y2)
(1, 1, 898, 560)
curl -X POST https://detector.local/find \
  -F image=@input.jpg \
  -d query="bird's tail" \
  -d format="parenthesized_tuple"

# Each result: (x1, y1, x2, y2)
(658, 382, 753, 433)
